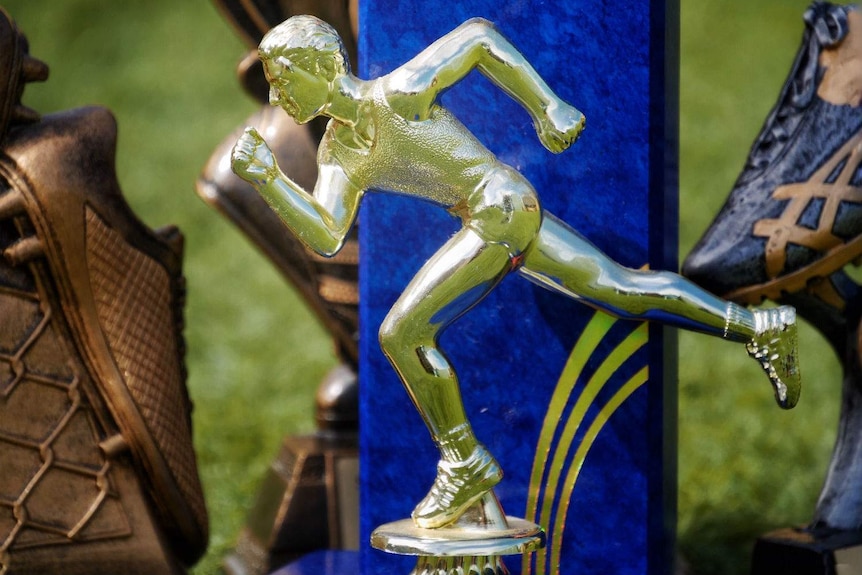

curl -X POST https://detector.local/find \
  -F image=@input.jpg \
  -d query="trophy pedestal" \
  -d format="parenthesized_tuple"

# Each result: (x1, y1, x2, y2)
(225, 366, 359, 575)
(371, 493, 544, 575)
(224, 432, 359, 575)
(751, 527, 862, 575)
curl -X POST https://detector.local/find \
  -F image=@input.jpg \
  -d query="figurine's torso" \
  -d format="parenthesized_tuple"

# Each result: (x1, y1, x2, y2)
(321, 83, 501, 207)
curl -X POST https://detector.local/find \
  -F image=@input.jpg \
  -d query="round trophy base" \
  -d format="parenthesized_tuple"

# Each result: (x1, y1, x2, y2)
(371, 516, 545, 557)
(371, 492, 544, 575)
(371, 491, 545, 573)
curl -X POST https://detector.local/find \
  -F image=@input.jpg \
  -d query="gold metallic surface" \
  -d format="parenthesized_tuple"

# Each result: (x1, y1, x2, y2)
(746, 307, 800, 409)
(198, 104, 360, 366)
(371, 516, 544, 557)
(524, 315, 647, 575)
(211, 0, 357, 103)
(232, 15, 803, 530)
(549, 371, 650, 574)
(373, 492, 544, 575)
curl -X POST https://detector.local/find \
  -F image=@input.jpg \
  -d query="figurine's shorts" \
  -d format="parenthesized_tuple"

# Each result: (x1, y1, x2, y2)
(462, 165, 542, 260)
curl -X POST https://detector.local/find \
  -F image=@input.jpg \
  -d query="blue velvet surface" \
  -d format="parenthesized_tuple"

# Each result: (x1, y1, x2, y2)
(269, 551, 361, 575)
(357, 2, 677, 574)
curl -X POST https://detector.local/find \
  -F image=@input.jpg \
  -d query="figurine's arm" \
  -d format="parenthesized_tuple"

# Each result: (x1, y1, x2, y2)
(387, 18, 585, 152)
(231, 127, 361, 256)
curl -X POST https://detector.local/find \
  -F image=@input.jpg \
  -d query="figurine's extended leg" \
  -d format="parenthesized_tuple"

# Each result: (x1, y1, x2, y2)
(519, 212, 801, 408)
(379, 228, 513, 529)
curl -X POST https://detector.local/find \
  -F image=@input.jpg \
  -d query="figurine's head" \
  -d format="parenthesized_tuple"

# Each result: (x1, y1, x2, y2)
(259, 15, 349, 123)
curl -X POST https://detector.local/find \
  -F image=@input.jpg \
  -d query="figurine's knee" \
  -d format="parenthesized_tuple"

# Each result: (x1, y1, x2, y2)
(378, 313, 400, 358)
(379, 314, 451, 377)
(380, 313, 421, 362)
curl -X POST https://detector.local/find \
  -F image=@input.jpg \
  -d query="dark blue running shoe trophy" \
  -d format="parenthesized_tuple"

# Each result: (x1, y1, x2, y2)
(684, 3, 862, 573)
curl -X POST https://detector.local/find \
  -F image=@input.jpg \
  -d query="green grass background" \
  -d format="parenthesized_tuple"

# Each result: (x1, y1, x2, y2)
(0, 1, 846, 574)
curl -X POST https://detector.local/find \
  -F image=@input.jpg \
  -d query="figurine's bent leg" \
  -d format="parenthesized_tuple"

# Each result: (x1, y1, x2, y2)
(520, 213, 800, 408)
(379, 228, 514, 528)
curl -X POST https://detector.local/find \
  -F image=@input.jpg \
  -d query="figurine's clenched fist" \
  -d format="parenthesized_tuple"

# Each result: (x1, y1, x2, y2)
(231, 127, 278, 185)
(537, 102, 585, 154)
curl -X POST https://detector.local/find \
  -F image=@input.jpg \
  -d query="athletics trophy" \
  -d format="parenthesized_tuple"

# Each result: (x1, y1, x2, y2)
(231, 6, 800, 575)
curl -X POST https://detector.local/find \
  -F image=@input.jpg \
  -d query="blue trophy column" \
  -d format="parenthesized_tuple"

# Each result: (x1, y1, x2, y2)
(357, 2, 678, 574)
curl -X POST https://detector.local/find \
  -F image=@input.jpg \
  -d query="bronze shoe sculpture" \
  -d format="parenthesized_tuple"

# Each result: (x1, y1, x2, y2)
(0, 8, 207, 574)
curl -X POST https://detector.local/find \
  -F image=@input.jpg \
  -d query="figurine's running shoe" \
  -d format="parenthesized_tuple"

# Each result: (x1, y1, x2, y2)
(412, 445, 503, 529)
(683, 3, 862, 305)
(746, 306, 801, 409)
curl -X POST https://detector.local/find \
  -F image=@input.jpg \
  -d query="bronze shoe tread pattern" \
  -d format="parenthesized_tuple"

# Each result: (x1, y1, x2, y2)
(84, 208, 207, 543)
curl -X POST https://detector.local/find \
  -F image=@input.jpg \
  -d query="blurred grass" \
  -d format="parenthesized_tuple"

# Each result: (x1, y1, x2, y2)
(0, 1, 849, 574)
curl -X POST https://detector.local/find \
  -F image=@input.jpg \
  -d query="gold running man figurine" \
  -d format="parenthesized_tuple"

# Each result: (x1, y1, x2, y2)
(231, 15, 801, 530)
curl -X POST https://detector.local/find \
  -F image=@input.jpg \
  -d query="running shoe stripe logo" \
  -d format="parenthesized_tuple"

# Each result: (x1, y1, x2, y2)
(754, 130, 862, 279)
